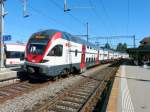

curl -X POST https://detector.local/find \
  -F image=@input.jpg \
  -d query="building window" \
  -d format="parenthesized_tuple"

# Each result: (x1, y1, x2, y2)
(48, 45, 63, 56)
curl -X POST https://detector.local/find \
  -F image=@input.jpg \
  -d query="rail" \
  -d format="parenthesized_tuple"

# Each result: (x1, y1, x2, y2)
(31, 62, 120, 112)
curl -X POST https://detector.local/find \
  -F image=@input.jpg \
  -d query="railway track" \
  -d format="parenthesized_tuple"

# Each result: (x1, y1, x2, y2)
(30, 63, 119, 112)
(0, 63, 109, 105)
(0, 79, 54, 104)
(0, 77, 19, 88)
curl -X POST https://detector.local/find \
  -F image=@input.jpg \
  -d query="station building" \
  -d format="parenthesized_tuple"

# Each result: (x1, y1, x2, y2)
(127, 37, 150, 65)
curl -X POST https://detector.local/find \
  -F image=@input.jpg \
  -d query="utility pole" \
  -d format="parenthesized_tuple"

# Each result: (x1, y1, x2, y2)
(133, 35, 136, 48)
(86, 22, 88, 42)
(0, 0, 5, 69)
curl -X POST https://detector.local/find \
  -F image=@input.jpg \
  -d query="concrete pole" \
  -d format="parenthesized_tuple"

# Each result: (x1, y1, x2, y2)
(0, 0, 4, 69)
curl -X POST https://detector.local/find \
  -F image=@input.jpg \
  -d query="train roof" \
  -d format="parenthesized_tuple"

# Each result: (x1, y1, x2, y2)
(33, 29, 97, 49)
(5, 43, 26, 52)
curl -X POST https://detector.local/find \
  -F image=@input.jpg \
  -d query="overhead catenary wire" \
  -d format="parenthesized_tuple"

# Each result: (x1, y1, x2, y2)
(18, 0, 73, 31)
(49, 0, 86, 27)
(89, 0, 110, 34)
(127, 0, 130, 34)
(98, 0, 114, 34)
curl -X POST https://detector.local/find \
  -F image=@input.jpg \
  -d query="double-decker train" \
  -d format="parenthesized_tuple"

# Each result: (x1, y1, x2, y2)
(23, 29, 128, 79)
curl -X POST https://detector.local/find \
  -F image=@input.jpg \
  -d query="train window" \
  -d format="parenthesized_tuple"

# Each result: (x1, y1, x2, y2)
(86, 58, 88, 62)
(75, 49, 78, 56)
(28, 44, 46, 55)
(6, 51, 24, 59)
(48, 45, 63, 56)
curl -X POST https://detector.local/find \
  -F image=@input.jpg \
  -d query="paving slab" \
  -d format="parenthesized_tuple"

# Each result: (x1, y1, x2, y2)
(107, 64, 150, 112)
(0, 67, 21, 80)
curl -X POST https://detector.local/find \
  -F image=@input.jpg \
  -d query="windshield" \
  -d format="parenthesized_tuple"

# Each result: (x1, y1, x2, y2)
(28, 43, 46, 55)
(27, 33, 50, 55)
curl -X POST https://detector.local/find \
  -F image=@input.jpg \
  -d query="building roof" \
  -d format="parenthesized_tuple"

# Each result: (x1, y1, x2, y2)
(140, 37, 150, 47)
(140, 37, 150, 43)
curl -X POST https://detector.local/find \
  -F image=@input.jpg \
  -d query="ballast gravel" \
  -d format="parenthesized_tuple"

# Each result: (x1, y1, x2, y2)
(0, 64, 109, 112)
(0, 76, 81, 112)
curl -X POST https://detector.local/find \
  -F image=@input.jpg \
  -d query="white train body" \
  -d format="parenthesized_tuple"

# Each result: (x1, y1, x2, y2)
(5, 44, 25, 66)
(99, 48, 104, 61)
(24, 29, 128, 78)
(108, 50, 114, 60)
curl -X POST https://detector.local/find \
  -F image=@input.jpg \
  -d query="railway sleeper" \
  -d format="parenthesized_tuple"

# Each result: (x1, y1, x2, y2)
(66, 96, 85, 102)
(63, 97, 84, 104)
(2, 88, 22, 93)
(49, 106, 74, 112)
(57, 102, 80, 109)
(11, 86, 28, 91)
(71, 91, 90, 96)
(0, 91, 12, 96)
(79, 85, 96, 89)
(75, 89, 93, 94)
(55, 105, 77, 112)
(79, 86, 96, 90)
(69, 94, 87, 100)
(59, 100, 81, 108)
(83, 83, 98, 87)
(17, 85, 33, 89)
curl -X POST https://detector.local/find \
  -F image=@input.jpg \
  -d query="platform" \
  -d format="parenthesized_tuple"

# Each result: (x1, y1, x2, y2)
(107, 63, 150, 112)
(0, 67, 21, 80)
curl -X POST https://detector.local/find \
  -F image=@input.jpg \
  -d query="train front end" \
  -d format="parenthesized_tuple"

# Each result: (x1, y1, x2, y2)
(23, 30, 61, 79)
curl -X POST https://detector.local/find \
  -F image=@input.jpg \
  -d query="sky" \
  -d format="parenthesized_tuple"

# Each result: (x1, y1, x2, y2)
(3, 0, 150, 48)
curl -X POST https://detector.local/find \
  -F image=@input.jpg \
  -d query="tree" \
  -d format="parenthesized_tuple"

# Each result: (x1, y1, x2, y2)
(104, 43, 111, 49)
(116, 43, 127, 51)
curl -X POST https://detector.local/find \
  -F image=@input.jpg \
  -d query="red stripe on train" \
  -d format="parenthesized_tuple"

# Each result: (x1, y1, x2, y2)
(80, 45, 86, 69)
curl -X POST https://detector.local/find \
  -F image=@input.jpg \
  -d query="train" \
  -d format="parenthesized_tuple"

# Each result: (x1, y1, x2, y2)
(23, 29, 128, 79)
(4, 43, 26, 67)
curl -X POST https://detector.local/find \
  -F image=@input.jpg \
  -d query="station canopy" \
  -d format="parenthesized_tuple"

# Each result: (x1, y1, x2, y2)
(127, 45, 150, 54)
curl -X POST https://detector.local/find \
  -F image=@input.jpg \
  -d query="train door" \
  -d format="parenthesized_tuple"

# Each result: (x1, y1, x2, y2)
(80, 45, 86, 73)
(64, 41, 72, 71)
